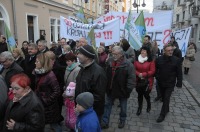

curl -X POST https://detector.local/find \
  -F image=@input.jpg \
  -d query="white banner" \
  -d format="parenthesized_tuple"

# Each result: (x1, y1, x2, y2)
(94, 11, 173, 49)
(171, 27, 192, 57)
(60, 16, 120, 47)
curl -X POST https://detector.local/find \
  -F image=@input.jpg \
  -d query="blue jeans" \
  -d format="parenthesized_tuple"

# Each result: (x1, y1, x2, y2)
(102, 94, 127, 124)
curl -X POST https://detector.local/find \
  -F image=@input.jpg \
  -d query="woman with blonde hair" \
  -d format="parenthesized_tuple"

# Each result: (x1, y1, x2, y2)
(12, 48, 24, 68)
(34, 53, 63, 132)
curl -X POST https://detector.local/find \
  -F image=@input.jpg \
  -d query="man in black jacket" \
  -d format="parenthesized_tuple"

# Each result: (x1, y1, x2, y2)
(155, 44, 182, 122)
(75, 45, 107, 123)
(101, 46, 136, 129)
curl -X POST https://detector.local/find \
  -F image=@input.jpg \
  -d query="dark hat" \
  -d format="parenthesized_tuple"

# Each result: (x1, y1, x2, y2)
(78, 45, 95, 59)
(76, 92, 94, 109)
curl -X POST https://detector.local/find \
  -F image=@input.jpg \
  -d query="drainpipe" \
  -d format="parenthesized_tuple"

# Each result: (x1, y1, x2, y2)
(11, 0, 17, 39)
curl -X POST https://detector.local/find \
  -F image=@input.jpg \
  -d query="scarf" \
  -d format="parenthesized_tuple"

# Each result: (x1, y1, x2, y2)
(67, 63, 77, 71)
(138, 55, 148, 63)
(34, 68, 47, 74)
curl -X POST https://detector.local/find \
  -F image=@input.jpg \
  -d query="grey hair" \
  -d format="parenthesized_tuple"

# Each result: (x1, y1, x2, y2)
(112, 46, 124, 55)
(28, 43, 38, 49)
(38, 40, 47, 46)
(0, 51, 15, 61)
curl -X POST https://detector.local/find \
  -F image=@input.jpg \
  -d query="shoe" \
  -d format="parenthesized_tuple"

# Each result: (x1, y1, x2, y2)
(101, 123, 109, 129)
(118, 121, 125, 128)
(156, 115, 165, 123)
(146, 105, 151, 113)
(136, 108, 142, 116)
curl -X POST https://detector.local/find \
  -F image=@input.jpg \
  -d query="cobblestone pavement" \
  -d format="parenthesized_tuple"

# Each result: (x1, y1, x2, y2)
(52, 82, 200, 132)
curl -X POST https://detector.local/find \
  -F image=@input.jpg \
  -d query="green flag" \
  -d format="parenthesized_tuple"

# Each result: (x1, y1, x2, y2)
(87, 27, 96, 50)
(76, 7, 88, 24)
(124, 9, 142, 50)
(135, 11, 146, 43)
(4, 23, 16, 52)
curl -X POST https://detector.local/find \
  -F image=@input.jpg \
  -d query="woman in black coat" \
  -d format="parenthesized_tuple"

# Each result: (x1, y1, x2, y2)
(3, 73, 45, 132)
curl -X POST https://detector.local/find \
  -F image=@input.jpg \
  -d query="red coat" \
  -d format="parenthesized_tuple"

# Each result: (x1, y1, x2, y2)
(134, 61, 155, 90)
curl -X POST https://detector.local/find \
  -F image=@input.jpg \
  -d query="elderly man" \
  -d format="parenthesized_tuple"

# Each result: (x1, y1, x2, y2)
(37, 40, 49, 53)
(155, 44, 182, 123)
(101, 46, 136, 129)
(75, 45, 107, 122)
(0, 51, 23, 88)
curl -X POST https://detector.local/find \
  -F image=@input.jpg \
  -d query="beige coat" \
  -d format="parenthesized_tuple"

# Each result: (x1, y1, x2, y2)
(183, 47, 195, 68)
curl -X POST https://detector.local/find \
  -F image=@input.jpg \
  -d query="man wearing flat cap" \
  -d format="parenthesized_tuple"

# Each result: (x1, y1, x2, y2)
(75, 45, 107, 123)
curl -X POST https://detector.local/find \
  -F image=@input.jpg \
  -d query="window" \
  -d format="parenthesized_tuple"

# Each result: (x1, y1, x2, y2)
(0, 11, 4, 35)
(92, 1, 95, 12)
(27, 16, 34, 42)
(50, 18, 60, 42)
(176, 14, 179, 22)
(183, 11, 185, 20)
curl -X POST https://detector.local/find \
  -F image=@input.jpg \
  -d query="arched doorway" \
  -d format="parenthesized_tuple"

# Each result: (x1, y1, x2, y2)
(0, 3, 10, 35)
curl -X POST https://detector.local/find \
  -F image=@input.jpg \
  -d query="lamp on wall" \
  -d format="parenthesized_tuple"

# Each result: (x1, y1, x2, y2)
(132, 0, 146, 13)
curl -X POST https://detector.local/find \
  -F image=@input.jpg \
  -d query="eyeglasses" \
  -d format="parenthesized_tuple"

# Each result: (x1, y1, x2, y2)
(11, 87, 20, 90)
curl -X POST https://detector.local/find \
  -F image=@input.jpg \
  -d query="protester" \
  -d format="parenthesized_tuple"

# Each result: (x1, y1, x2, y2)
(23, 43, 38, 90)
(0, 75, 7, 130)
(64, 52, 80, 87)
(134, 46, 155, 116)
(101, 46, 136, 129)
(12, 48, 24, 68)
(183, 43, 196, 74)
(155, 44, 182, 122)
(98, 46, 108, 70)
(34, 53, 63, 132)
(121, 38, 135, 62)
(3, 73, 45, 132)
(75, 92, 101, 132)
(21, 41, 29, 56)
(37, 40, 49, 53)
(75, 45, 107, 122)
(0, 35, 8, 54)
(50, 41, 57, 53)
(0, 51, 24, 88)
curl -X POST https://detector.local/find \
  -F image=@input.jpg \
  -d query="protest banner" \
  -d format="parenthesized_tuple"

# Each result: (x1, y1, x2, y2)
(94, 11, 173, 49)
(171, 27, 192, 57)
(60, 16, 120, 47)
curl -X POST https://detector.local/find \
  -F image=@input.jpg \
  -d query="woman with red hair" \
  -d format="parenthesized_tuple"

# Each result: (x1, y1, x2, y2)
(3, 73, 45, 132)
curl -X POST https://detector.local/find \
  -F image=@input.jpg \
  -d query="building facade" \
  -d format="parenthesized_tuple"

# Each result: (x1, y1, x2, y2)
(172, 0, 200, 48)
(0, 0, 124, 47)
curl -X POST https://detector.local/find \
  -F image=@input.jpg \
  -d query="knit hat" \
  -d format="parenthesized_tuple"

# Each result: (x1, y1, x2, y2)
(78, 45, 95, 59)
(76, 92, 94, 109)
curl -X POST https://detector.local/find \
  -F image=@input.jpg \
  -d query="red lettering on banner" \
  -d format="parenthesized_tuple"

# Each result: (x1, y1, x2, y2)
(103, 15, 115, 22)
(95, 32, 101, 38)
(163, 29, 171, 45)
(144, 17, 154, 26)
(64, 19, 72, 26)
(121, 15, 127, 24)
(103, 31, 112, 39)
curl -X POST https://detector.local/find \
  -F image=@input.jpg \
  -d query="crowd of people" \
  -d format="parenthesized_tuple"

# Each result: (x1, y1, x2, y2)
(0, 34, 197, 132)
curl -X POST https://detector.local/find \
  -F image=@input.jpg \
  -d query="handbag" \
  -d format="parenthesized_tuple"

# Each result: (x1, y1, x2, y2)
(137, 78, 149, 88)
(64, 98, 77, 129)
(189, 56, 195, 61)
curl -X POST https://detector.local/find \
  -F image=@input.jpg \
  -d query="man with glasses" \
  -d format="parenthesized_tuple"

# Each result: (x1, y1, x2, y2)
(0, 51, 23, 88)
(101, 46, 136, 129)
(155, 44, 182, 122)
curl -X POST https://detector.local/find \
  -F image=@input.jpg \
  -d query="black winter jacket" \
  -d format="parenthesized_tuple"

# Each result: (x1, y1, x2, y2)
(3, 91, 45, 132)
(155, 55, 182, 88)
(106, 58, 136, 98)
(75, 62, 107, 116)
